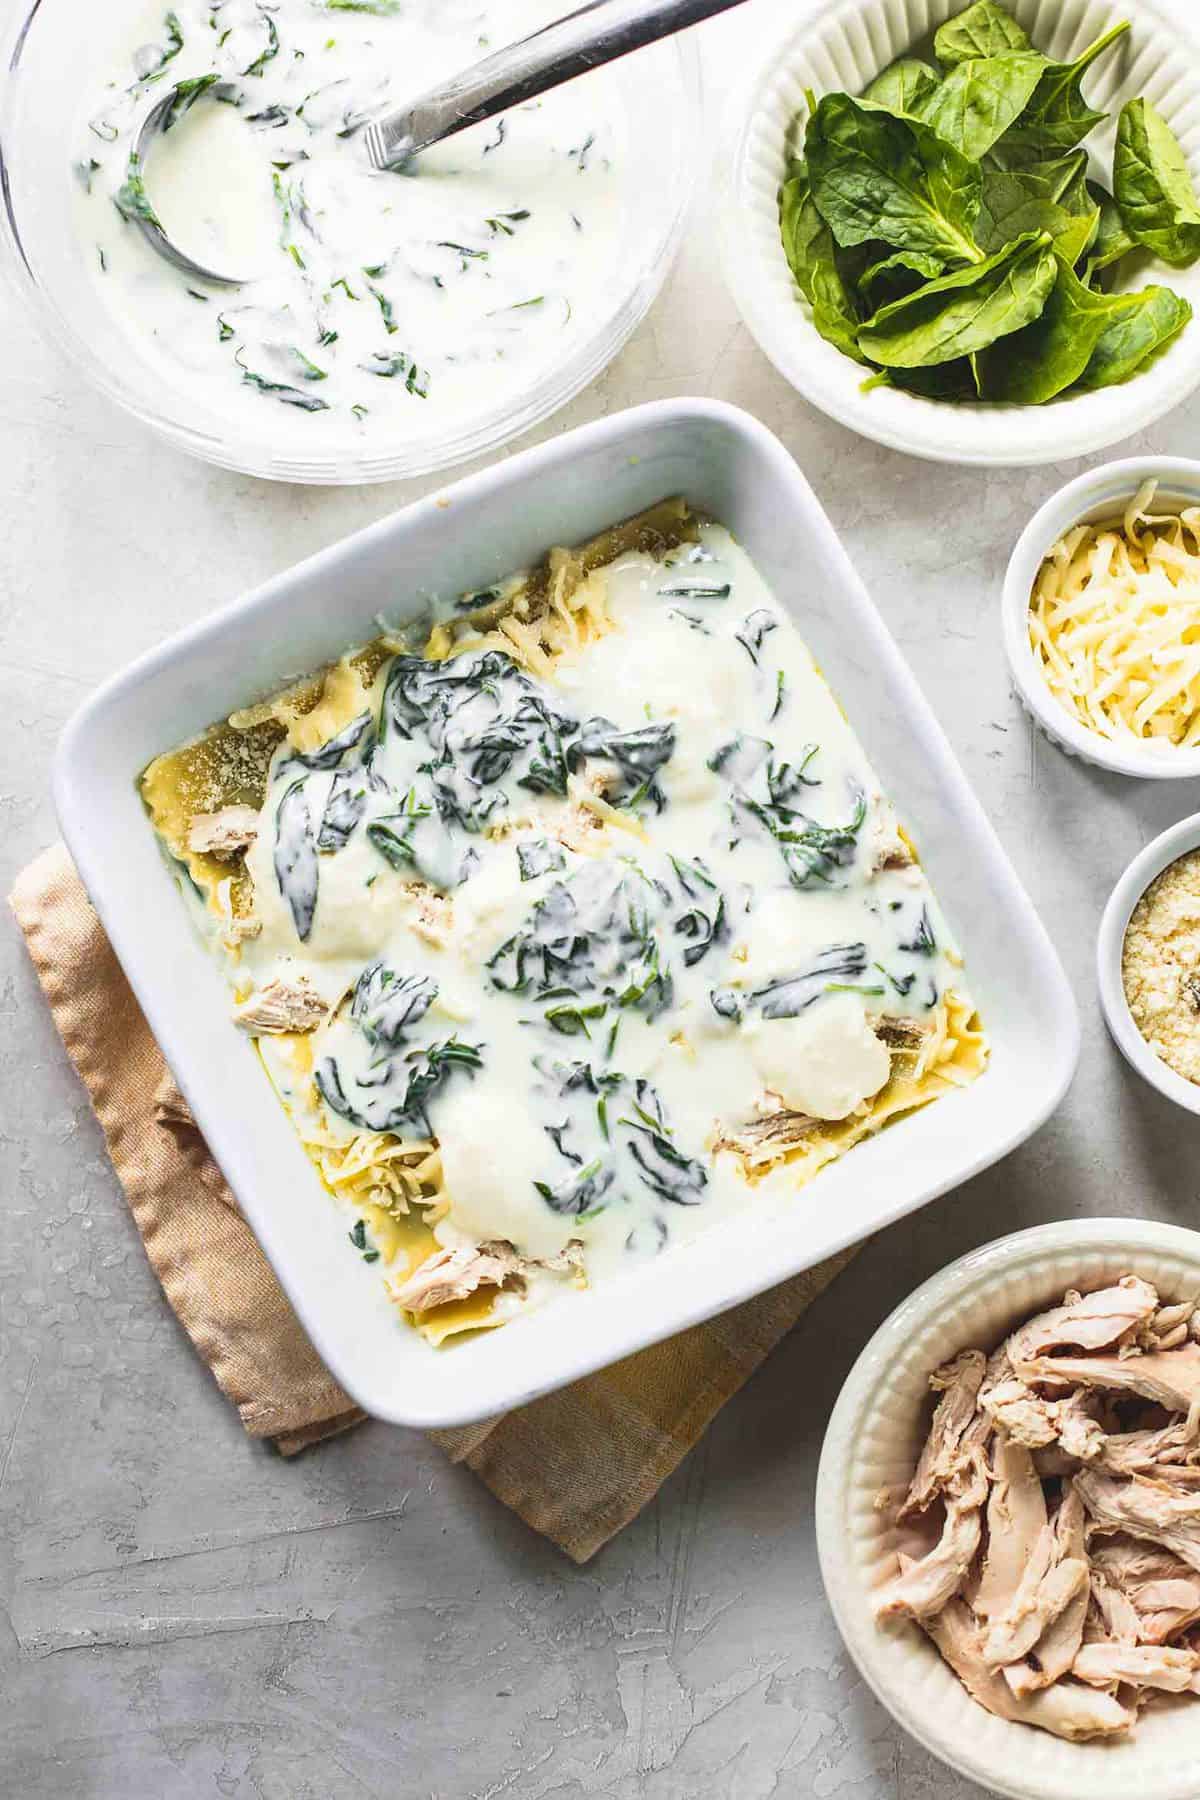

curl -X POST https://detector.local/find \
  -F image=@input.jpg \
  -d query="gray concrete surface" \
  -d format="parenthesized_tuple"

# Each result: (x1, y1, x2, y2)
(5, 2, 1200, 1794)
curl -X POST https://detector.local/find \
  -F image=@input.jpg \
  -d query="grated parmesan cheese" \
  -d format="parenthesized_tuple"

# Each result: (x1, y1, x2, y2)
(1123, 849, 1200, 1084)
(1029, 481, 1200, 751)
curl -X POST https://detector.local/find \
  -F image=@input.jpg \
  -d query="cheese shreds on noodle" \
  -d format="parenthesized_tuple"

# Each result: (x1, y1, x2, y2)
(1029, 481, 1200, 750)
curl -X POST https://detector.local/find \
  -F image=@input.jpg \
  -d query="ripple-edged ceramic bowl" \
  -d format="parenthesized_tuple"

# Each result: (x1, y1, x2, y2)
(1098, 809, 1200, 1112)
(717, 0, 1200, 467)
(816, 1218, 1200, 1800)
(1003, 456, 1200, 777)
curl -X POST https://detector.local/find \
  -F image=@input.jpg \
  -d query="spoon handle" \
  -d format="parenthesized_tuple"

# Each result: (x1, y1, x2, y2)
(364, 0, 750, 171)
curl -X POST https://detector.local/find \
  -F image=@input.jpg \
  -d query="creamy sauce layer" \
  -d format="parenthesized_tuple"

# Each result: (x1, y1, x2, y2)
(224, 525, 973, 1290)
(75, 0, 623, 447)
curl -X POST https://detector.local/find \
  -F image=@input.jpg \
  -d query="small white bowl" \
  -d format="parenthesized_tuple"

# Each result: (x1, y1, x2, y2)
(816, 1217, 1200, 1800)
(1098, 810, 1200, 1112)
(717, 0, 1200, 468)
(1002, 456, 1200, 778)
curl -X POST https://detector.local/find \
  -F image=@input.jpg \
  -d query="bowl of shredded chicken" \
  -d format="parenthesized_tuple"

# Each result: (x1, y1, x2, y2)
(817, 1220, 1200, 1800)
(1004, 457, 1200, 779)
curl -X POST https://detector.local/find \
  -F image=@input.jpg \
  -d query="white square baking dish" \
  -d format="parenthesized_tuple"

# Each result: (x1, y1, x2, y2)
(53, 400, 1079, 1429)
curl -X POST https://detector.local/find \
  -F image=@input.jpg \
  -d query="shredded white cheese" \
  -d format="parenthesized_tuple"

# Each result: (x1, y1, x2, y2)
(1029, 481, 1200, 751)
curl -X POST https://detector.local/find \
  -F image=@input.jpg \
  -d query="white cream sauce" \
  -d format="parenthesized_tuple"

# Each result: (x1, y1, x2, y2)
(217, 525, 972, 1294)
(75, 0, 624, 445)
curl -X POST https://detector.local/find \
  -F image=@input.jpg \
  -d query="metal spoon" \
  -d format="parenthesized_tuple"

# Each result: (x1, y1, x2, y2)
(128, 0, 750, 287)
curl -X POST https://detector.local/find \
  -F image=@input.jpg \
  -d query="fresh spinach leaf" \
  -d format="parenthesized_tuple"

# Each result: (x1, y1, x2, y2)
(975, 168, 1099, 266)
(859, 248, 946, 308)
(992, 147, 1090, 208)
(779, 173, 867, 362)
(1075, 284, 1193, 388)
(858, 230, 1057, 367)
(1114, 98, 1200, 268)
(1084, 179, 1136, 277)
(995, 22, 1131, 160)
(862, 58, 941, 116)
(805, 93, 984, 265)
(916, 52, 1045, 161)
(934, 1, 1035, 68)
(871, 359, 980, 400)
(978, 260, 1144, 401)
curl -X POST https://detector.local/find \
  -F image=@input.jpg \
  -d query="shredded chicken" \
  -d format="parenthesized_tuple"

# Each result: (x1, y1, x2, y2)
(1016, 1344, 1200, 1425)
(980, 1371, 1104, 1457)
(1073, 1642, 1200, 1694)
(392, 1238, 582, 1315)
(975, 1436, 1046, 1621)
(1089, 1536, 1200, 1643)
(1076, 1469, 1200, 1575)
(924, 1601, 1134, 1740)
(875, 1413, 988, 1621)
(1005, 1277, 1160, 1366)
(399, 881, 454, 949)
(1095, 1420, 1198, 1476)
(900, 1351, 986, 1519)
(714, 1109, 818, 1158)
(1087, 1575, 1142, 1647)
(1055, 1391, 1108, 1462)
(233, 978, 327, 1034)
(874, 1016, 930, 1051)
(996, 1484, 1090, 1695)
(981, 1486, 1089, 1670)
(187, 804, 259, 859)
(1138, 1300, 1197, 1353)
(880, 1272, 1200, 1741)
(871, 824, 915, 873)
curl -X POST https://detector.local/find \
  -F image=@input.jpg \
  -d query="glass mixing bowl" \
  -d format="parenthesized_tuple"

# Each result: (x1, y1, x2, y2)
(0, 1, 698, 485)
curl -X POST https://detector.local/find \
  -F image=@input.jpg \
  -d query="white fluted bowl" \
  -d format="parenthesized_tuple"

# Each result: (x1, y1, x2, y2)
(1003, 456, 1200, 776)
(816, 1218, 1200, 1799)
(718, 0, 1200, 467)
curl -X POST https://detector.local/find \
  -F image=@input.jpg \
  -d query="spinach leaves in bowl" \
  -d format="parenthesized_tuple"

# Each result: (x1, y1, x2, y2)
(779, 0, 1200, 405)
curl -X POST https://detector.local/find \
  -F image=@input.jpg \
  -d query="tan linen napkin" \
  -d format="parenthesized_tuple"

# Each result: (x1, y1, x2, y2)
(10, 843, 852, 1561)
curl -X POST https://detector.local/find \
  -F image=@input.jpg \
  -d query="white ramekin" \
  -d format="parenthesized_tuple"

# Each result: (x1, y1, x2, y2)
(816, 1218, 1200, 1800)
(1003, 455, 1200, 779)
(717, 0, 1200, 468)
(1098, 810, 1200, 1113)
